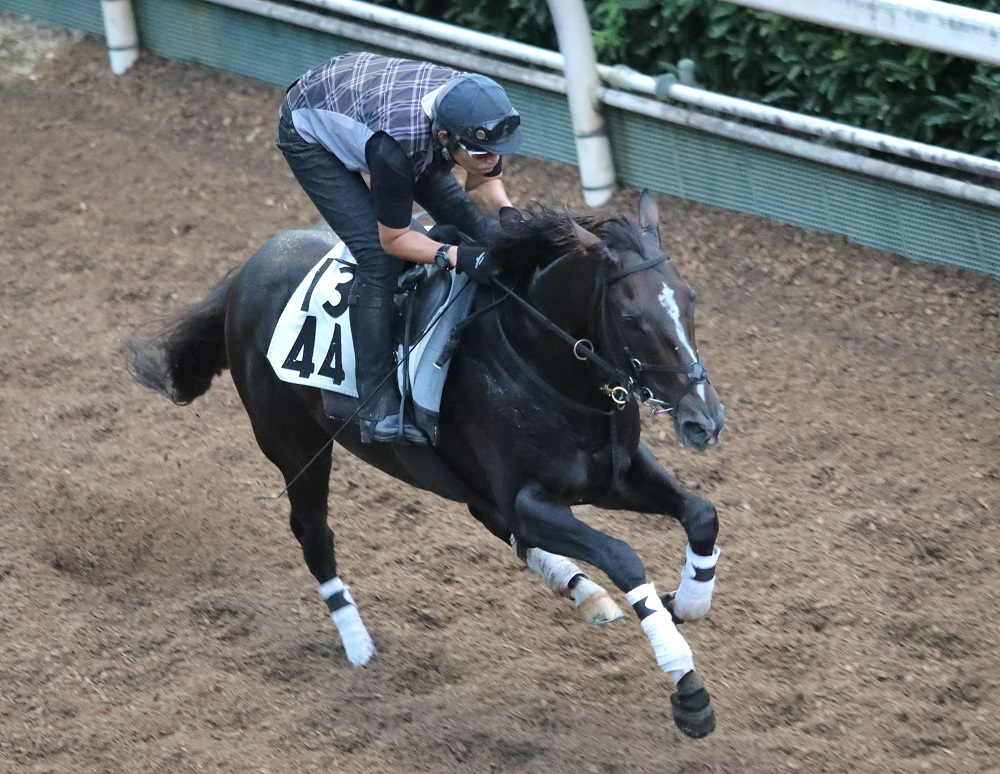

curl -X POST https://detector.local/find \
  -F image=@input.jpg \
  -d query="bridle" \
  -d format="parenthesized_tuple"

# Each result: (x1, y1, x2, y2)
(494, 251, 710, 417)
(600, 255, 710, 415)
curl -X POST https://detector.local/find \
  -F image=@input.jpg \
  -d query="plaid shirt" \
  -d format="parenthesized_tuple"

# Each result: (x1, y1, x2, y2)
(288, 52, 458, 176)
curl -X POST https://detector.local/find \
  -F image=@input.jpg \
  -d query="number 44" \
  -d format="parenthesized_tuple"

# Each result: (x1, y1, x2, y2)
(281, 315, 345, 384)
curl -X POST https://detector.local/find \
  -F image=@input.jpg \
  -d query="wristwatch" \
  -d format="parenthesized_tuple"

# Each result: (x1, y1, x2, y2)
(434, 245, 452, 270)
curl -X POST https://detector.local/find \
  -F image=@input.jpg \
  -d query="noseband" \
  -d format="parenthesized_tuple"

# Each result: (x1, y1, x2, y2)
(496, 253, 710, 416)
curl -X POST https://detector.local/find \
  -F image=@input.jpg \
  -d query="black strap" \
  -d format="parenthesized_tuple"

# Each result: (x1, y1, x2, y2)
(605, 254, 668, 284)
(640, 360, 708, 378)
(491, 278, 631, 390)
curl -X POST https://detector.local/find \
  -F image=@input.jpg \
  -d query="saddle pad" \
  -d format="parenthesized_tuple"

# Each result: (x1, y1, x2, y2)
(266, 242, 359, 398)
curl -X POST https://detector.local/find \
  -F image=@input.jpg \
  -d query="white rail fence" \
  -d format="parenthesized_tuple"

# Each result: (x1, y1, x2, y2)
(726, 0, 1000, 66)
(101, 0, 1000, 210)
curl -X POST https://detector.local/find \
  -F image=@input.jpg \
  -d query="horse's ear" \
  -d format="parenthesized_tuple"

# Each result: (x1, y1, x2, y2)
(570, 220, 619, 266)
(570, 220, 602, 251)
(638, 189, 661, 251)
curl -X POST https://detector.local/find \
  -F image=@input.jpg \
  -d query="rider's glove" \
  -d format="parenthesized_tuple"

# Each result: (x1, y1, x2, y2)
(455, 245, 499, 286)
(499, 206, 525, 226)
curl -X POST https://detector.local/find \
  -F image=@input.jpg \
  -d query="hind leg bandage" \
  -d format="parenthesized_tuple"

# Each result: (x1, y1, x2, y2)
(319, 577, 377, 666)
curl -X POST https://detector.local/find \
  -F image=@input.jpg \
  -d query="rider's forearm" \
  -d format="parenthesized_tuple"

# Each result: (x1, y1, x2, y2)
(466, 176, 513, 214)
(378, 223, 458, 267)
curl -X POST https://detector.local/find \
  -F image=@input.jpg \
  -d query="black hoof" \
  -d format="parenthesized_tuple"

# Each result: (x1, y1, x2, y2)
(660, 591, 683, 625)
(670, 671, 716, 738)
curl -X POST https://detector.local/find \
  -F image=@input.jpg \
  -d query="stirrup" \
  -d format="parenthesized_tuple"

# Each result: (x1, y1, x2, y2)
(366, 413, 429, 446)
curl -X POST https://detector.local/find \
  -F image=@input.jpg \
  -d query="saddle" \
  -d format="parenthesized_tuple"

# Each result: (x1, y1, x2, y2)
(264, 235, 477, 445)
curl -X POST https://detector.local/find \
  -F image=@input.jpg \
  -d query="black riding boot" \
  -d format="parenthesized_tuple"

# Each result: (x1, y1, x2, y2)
(348, 287, 428, 445)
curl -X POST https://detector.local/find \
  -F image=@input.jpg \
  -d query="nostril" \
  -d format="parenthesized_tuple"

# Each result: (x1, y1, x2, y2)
(682, 422, 710, 446)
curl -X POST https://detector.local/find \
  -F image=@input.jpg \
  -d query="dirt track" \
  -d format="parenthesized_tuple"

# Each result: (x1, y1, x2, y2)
(2, 20, 999, 774)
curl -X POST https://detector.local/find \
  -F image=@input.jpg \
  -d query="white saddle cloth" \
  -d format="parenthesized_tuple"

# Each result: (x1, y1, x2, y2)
(266, 241, 360, 398)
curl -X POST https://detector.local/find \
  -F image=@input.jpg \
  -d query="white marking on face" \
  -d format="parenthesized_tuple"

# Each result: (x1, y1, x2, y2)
(658, 282, 697, 363)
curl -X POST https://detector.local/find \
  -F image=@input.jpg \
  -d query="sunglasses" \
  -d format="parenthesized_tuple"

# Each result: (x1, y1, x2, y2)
(457, 141, 494, 158)
(452, 110, 521, 158)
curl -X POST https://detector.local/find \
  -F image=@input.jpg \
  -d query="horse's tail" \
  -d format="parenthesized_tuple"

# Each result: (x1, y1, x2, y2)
(125, 270, 237, 405)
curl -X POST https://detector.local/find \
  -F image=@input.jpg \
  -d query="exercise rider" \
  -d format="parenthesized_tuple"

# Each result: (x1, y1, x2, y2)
(277, 52, 524, 444)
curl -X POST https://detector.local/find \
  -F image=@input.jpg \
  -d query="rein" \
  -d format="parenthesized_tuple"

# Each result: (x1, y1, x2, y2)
(492, 276, 634, 404)
(491, 253, 709, 416)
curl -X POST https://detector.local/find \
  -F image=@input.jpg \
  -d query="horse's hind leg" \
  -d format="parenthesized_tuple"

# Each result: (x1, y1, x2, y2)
(233, 359, 376, 666)
(467, 505, 624, 625)
(287, 457, 376, 667)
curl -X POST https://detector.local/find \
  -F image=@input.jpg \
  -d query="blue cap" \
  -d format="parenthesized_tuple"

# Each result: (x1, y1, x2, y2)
(436, 74, 523, 156)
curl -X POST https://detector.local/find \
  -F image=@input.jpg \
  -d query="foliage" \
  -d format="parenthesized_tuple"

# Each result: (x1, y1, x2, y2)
(370, 0, 1000, 159)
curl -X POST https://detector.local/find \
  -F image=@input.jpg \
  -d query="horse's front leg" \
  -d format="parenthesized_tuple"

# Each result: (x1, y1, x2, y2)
(515, 541, 626, 625)
(467, 504, 624, 625)
(514, 482, 715, 738)
(597, 444, 720, 623)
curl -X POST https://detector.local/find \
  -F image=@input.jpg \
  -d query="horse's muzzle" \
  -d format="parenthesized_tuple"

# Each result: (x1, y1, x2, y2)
(676, 396, 725, 451)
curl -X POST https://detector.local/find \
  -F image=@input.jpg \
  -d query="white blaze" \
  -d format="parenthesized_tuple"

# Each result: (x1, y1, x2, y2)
(657, 282, 705, 400)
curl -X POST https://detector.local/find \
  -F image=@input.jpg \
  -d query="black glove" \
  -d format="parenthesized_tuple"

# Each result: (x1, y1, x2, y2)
(455, 244, 499, 285)
(426, 222, 461, 244)
(499, 206, 525, 226)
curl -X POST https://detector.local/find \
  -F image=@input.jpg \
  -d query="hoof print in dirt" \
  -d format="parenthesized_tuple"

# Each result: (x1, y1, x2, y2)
(670, 671, 716, 738)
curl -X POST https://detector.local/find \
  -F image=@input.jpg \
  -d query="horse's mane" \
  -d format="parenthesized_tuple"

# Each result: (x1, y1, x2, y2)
(487, 209, 646, 279)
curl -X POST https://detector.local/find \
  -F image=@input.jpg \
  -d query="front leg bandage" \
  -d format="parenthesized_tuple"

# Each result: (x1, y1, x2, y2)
(672, 545, 720, 622)
(513, 541, 623, 625)
(319, 577, 377, 667)
(626, 582, 694, 683)
(524, 546, 583, 596)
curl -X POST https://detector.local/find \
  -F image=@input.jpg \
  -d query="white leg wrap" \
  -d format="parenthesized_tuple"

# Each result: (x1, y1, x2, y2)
(318, 577, 377, 667)
(514, 542, 623, 624)
(672, 545, 720, 622)
(524, 546, 584, 596)
(627, 583, 694, 683)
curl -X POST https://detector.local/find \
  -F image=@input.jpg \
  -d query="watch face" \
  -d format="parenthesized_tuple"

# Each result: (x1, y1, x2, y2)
(435, 247, 450, 269)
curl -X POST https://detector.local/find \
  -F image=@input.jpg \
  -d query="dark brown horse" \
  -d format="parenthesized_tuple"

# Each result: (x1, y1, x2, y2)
(127, 191, 726, 737)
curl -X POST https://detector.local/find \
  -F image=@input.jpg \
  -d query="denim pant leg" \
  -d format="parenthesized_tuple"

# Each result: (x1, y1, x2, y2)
(276, 111, 402, 291)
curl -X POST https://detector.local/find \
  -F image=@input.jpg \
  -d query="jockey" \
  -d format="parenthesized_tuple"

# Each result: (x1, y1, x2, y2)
(277, 52, 523, 445)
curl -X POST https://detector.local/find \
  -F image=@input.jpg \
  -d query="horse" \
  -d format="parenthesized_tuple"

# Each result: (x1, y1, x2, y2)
(126, 190, 726, 738)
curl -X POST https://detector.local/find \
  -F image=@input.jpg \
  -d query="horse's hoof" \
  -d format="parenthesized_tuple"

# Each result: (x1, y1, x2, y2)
(663, 589, 712, 624)
(660, 591, 683, 625)
(346, 644, 377, 667)
(670, 671, 716, 738)
(578, 589, 625, 625)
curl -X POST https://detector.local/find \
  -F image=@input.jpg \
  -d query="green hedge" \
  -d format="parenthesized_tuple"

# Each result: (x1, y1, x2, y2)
(374, 0, 1000, 160)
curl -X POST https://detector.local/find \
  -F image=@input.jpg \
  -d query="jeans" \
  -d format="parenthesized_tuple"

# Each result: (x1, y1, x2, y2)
(276, 101, 402, 293)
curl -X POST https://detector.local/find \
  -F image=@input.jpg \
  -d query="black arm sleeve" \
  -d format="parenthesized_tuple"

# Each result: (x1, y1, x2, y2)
(365, 131, 416, 229)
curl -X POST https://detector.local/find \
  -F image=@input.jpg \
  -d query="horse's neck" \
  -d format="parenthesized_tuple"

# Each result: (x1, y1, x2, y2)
(501, 253, 609, 410)
(496, 307, 597, 408)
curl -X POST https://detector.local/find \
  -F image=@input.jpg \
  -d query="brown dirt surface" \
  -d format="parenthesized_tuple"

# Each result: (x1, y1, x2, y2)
(2, 20, 999, 774)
